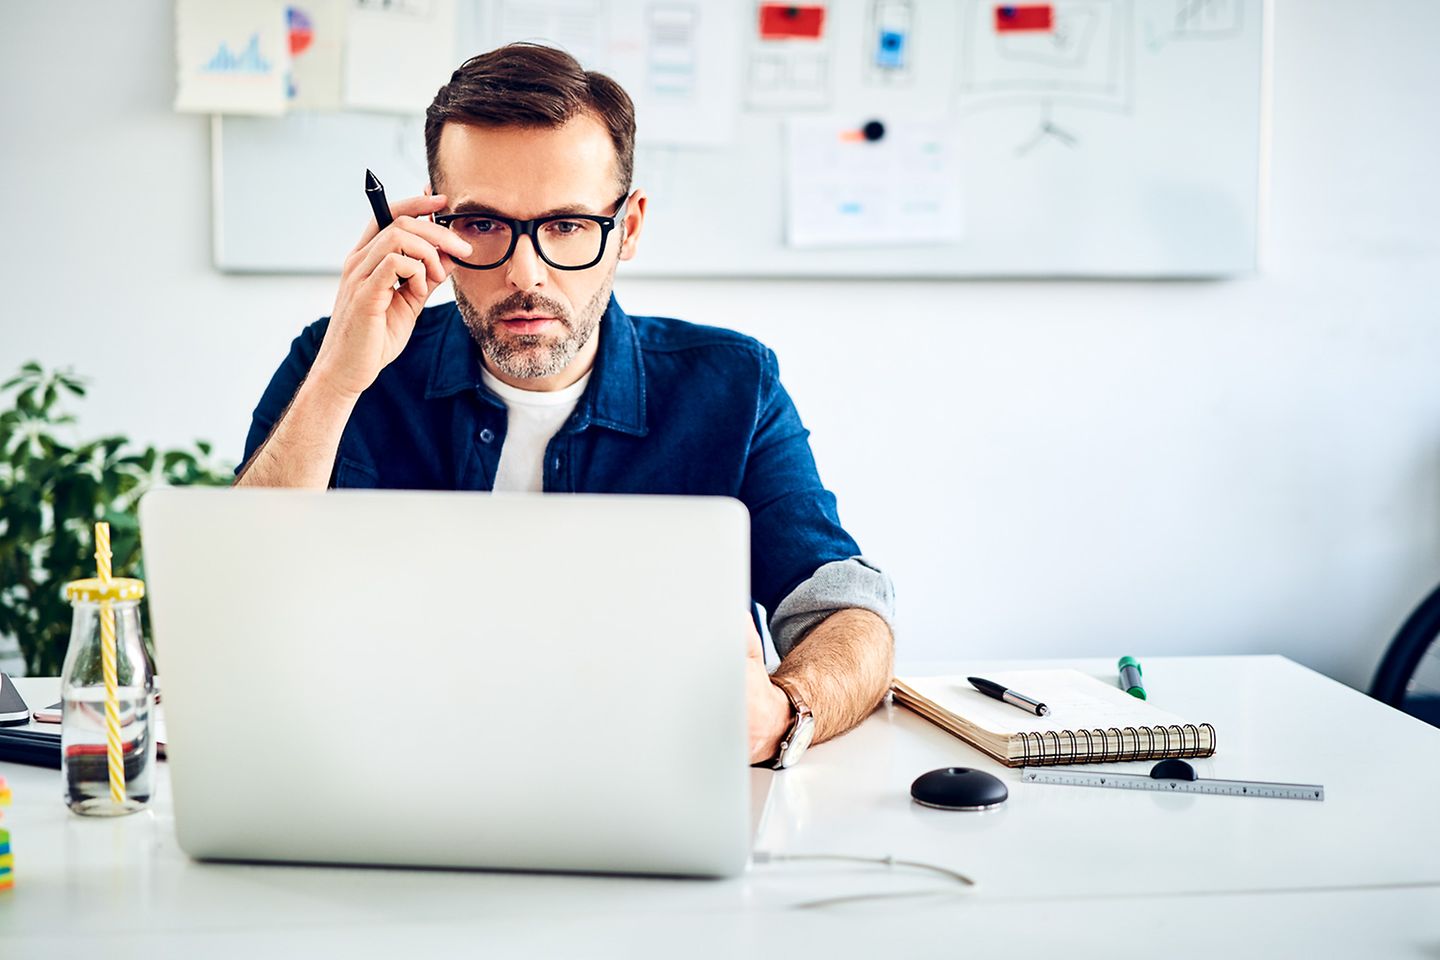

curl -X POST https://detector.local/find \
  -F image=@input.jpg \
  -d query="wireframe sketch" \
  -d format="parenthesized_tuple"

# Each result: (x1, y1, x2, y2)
(1144, 0, 1242, 50)
(864, 0, 916, 87)
(745, 2, 832, 111)
(646, 4, 700, 98)
(954, 0, 1134, 155)
(493, 0, 608, 68)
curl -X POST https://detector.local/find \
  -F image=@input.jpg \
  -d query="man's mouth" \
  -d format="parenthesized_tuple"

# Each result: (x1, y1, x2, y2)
(498, 314, 560, 334)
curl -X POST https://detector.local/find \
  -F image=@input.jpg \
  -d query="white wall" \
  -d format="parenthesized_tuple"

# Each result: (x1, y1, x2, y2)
(3, 1, 1438, 688)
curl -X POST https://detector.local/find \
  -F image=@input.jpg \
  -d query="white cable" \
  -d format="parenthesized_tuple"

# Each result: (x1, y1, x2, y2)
(751, 852, 978, 909)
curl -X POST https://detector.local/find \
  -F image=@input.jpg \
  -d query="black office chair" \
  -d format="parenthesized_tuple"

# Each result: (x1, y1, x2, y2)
(1370, 582, 1440, 728)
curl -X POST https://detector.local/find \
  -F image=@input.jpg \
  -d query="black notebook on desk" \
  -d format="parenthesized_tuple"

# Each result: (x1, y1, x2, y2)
(0, 714, 167, 770)
(892, 669, 1217, 767)
(0, 727, 63, 769)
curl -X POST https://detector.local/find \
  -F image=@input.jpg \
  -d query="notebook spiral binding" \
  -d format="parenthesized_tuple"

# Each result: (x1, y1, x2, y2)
(1017, 722, 1217, 766)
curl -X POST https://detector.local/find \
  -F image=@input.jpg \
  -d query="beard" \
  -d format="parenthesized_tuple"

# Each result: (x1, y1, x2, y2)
(453, 272, 614, 381)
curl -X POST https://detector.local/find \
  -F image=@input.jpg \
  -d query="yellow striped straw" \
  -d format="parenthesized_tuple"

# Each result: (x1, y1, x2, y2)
(95, 522, 126, 806)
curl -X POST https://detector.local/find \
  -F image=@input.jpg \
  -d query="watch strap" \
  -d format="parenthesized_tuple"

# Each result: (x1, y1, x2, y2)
(771, 675, 812, 722)
(770, 676, 814, 769)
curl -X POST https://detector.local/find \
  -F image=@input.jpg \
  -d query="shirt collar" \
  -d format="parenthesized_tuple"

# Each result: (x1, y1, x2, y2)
(424, 294, 648, 436)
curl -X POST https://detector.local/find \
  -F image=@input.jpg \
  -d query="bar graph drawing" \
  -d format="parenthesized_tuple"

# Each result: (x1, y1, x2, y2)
(202, 33, 274, 74)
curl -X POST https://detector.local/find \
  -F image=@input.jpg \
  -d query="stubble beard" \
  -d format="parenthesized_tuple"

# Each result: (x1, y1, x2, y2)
(454, 271, 614, 381)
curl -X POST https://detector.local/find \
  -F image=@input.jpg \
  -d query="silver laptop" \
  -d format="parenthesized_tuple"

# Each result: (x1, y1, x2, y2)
(139, 487, 760, 878)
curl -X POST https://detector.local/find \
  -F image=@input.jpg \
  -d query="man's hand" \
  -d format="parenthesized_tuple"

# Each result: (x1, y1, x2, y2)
(311, 193, 474, 402)
(745, 616, 792, 764)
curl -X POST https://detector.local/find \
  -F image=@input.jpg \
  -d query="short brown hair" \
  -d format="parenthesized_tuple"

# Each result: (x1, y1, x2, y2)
(425, 43, 636, 196)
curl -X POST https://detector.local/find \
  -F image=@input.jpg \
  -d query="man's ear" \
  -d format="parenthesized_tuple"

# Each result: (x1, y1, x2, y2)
(618, 189, 647, 262)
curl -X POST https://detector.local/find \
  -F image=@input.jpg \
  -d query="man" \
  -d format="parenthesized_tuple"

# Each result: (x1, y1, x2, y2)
(237, 43, 894, 767)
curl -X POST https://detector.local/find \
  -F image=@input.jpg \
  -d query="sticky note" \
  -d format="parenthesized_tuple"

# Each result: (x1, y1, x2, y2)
(759, 4, 826, 40)
(994, 4, 1054, 32)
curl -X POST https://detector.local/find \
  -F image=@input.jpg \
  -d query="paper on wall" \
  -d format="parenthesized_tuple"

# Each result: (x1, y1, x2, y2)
(603, 1, 741, 147)
(745, 2, 831, 112)
(343, 0, 458, 114)
(481, 0, 739, 149)
(287, 0, 346, 110)
(175, 0, 290, 115)
(490, 0, 607, 68)
(784, 117, 964, 248)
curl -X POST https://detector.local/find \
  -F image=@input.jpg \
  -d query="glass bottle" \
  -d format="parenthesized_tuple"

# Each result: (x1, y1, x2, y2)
(59, 578, 155, 815)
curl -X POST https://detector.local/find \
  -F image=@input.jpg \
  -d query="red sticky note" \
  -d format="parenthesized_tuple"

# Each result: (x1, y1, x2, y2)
(759, 4, 826, 40)
(994, 4, 1054, 32)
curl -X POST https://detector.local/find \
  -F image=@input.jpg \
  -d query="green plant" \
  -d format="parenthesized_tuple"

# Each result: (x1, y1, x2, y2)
(0, 362, 234, 676)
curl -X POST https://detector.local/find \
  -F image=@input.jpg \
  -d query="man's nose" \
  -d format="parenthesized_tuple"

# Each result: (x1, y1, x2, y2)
(505, 232, 547, 291)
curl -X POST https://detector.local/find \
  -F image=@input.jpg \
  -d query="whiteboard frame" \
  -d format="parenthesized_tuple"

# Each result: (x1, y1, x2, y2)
(210, 0, 1272, 280)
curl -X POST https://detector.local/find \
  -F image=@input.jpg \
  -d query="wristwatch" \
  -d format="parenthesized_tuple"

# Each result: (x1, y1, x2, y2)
(770, 676, 816, 770)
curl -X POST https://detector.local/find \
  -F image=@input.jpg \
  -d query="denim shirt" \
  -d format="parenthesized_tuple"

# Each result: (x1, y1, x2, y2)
(241, 295, 870, 622)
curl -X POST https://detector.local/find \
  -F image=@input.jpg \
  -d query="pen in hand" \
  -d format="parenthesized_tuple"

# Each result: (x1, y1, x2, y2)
(967, 676, 1049, 717)
(365, 168, 393, 230)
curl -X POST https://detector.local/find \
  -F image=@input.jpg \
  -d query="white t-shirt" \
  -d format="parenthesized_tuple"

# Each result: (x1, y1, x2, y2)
(481, 368, 592, 493)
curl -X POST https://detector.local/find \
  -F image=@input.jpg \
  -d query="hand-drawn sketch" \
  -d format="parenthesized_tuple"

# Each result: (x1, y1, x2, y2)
(954, 1, 1133, 155)
(746, 2, 832, 111)
(493, 0, 608, 67)
(646, 4, 699, 98)
(864, 0, 916, 87)
(1144, 0, 1242, 50)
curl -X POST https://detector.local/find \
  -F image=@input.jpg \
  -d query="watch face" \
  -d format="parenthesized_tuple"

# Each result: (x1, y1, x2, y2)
(781, 714, 817, 767)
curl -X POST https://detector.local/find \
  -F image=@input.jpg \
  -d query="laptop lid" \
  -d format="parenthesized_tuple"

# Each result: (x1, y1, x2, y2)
(139, 487, 753, 878)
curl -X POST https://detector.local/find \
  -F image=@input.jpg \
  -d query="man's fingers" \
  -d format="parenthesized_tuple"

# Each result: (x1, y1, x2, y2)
(745, 614, 764, 661)
(348, 218, 470, 283)
(350, 193, 450, 251)
(361, 251, 426, 303)
(353, 229, 446, 286)
(388, 193, 452, 220)
(404, 216, 474, 262)
(393, 263, 430, 315)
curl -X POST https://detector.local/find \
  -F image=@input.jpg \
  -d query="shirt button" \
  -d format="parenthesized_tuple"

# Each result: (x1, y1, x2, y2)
(479, 428, 495, 444)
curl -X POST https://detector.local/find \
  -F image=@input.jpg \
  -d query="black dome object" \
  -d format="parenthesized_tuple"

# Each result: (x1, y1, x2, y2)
(910, 767, 1009, 811)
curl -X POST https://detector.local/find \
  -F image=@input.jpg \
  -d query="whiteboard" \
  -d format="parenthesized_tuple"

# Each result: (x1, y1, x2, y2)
(212, 0, 1268, 278)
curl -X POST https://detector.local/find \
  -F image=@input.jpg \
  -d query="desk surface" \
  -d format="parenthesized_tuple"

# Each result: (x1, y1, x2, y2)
(4, 655, 1439, 958)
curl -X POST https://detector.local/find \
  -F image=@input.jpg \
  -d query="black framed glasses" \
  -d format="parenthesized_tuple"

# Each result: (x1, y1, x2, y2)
(434, 193, 630, 271)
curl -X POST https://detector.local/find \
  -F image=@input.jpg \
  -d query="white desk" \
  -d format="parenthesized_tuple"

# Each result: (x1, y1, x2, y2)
(4, 656, 1440, 958)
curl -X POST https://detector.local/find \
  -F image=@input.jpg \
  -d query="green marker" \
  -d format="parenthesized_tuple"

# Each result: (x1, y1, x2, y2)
(1118, 656, 1146, 700)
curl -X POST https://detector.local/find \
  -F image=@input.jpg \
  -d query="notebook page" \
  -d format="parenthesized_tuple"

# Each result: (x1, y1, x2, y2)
(903, 670, 1195, 735)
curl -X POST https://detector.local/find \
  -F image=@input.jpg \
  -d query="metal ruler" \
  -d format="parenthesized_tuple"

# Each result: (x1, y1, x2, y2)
(1020, 767, 1325, 801)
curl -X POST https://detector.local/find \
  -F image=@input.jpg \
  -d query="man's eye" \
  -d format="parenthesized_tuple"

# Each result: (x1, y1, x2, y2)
(457, 218, 503, 235)
(544, 220, 589, 236)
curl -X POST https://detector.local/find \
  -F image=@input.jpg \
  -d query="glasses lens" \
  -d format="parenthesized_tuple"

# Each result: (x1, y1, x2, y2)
(446, 217, 514, 266)
(535, 218, 605, 268)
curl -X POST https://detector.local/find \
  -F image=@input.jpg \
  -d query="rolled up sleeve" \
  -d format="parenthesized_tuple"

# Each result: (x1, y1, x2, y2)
(769, 556, 895, 658)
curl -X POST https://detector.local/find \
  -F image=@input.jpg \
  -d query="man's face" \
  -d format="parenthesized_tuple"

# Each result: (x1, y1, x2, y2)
(434, 115, 640, 388)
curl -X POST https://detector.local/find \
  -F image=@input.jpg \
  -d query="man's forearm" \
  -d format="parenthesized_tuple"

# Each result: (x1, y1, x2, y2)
(772, 608, 894, 744)
(234, 375, 359, 489)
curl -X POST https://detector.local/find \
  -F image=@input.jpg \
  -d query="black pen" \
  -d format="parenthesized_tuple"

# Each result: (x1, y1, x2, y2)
(365, 168, 393, 230)
(967, 676, 1049, 717)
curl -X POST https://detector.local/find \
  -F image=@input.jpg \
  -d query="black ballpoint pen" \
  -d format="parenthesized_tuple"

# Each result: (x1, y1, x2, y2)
(365, 168, 393, 230)
(967, 676, 1049, 717)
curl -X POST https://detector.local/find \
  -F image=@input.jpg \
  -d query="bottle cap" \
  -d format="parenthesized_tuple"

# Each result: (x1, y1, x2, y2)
(63, 578, 145, 603)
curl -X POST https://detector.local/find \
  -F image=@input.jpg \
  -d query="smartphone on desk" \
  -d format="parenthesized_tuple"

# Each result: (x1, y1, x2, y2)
(34, 700, 62, 723)
(0, 673, 30, 725)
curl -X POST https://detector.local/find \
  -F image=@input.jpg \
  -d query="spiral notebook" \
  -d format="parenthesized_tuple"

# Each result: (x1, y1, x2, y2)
(892, 670, 1217, 767)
